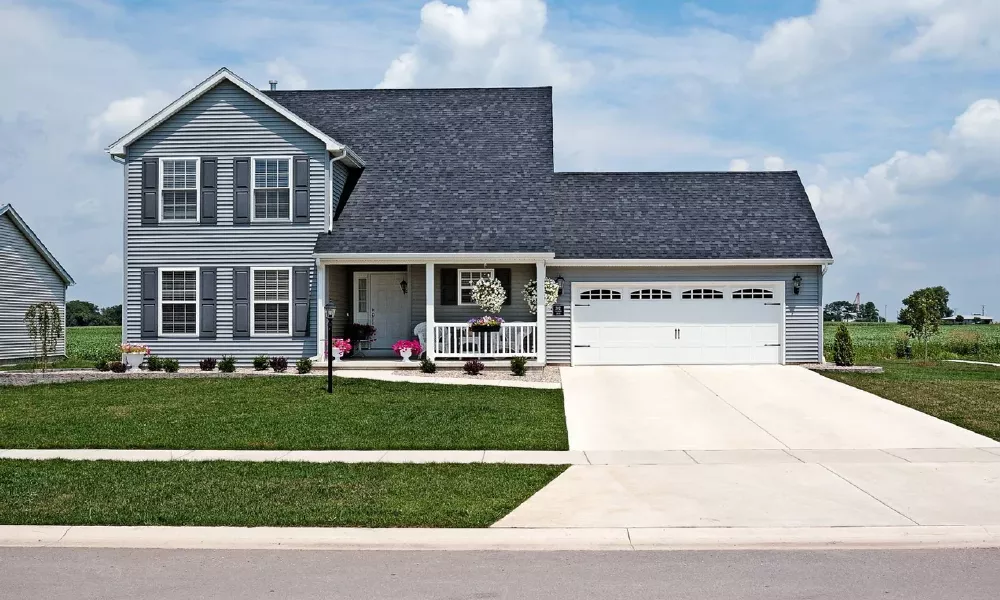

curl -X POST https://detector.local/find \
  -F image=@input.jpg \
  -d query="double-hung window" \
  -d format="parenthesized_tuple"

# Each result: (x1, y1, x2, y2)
(458, 269, 494, 304)
(252, 157, 291, 221)
(160, 158, 199, 222)
(160, 268, 198, 335)
(252, 268, 291, 335)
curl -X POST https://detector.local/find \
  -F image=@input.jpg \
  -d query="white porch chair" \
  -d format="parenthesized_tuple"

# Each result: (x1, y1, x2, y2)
(414, 322, 427, 357)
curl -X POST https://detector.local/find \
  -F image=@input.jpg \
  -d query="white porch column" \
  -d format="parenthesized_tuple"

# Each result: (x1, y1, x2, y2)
(315, 259, 326, 361)
(425, 263, 436, 360)
(535, 260, 546, 365)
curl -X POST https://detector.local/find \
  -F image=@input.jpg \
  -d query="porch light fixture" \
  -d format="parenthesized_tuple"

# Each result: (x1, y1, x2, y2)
(791, 275, 802, 295)
(399, 279, 408, 294)
(325, 301, 337, 394)
(554, 275, 565, 298)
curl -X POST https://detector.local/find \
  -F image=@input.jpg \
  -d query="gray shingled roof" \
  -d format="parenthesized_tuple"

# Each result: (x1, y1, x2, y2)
(266, 88, 554, 254)
(553, 172, 832, 260)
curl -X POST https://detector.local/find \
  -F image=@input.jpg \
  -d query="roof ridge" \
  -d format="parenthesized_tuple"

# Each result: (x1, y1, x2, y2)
(556, 170, 800, 175)
(267, 86, 552, 93)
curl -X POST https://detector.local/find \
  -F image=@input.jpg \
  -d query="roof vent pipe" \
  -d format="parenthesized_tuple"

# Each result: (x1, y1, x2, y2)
(268, 80, 278, 91)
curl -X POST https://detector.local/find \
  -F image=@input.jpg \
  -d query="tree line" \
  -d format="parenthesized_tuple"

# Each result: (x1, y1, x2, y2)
(824, 286, 953, 325)
(66, 300, 122, 327)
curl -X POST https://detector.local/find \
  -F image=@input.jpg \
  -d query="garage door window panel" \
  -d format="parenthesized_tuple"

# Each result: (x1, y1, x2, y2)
(630, 289, 671, 300)
(733, 288, 774, 299)
(682, 288, 724, 300)
(580, 289, 621, 300)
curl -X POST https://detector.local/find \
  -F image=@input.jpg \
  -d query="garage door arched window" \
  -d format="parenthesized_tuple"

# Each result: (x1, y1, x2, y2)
(732, 288, 774, 299)
(580, 289, 621, 300)
(630, 288, 671, 300)
(682, 288, 724, 300)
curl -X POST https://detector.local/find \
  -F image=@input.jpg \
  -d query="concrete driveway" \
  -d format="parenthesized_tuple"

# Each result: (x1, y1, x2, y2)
(561, 365, 999, 451)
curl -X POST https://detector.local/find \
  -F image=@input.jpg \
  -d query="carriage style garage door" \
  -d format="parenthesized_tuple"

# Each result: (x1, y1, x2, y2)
(571, 282, 785, 365)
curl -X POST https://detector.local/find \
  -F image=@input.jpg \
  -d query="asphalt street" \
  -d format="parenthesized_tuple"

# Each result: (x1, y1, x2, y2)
(2, 548, 999, 599)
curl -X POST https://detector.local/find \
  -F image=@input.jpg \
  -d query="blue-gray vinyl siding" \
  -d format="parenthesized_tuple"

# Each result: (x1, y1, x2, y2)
(544, 265, 823, 364)
(124, 80, 349, 363)
(0, 214, 67, 361)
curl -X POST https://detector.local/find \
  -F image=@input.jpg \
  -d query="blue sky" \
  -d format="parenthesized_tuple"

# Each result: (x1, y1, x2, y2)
(3, 0, 999, 319)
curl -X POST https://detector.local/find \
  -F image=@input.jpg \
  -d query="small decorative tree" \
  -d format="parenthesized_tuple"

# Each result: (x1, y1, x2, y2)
(522, 278, 560, 314)
(833, 323, 854, 367)
(899, 289, 942, 361)
(23, 302, 63, 372)
(471, 277, 506, 314)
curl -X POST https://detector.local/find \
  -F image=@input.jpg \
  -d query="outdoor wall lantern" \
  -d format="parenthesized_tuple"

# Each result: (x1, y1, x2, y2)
(792, 275, 802, 295)
(554, 275, 566, 298)
(399, 279, 408, 294)
(325, 301, 336, 394)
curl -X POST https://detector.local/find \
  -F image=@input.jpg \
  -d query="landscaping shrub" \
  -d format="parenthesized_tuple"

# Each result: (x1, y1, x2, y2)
(296, 357, 313, 374)
(146, 355, 164, 372)
(893, 332, 912, 359)
(833, 323, 855, 367)
(199, 357, 217, 372)
(218, 355, 237, 373)
(420, 357, 437, 373)
(463, 359, 485, 376)
(252, 355, 270, 371)
(108, 361, 127, 373)
(270, 356, 288, 373)
(510, 356, 528, 376)
(95, 359, 111, 372)
(162, 358, 180, 373)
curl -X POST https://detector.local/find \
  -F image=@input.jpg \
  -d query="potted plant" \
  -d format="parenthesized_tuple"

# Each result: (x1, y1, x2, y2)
(522, 277, 560, 314)
(468, 315, 504, 333)
(471, 277, 506, 314)
(120, 343, 150, 370)
(327, 338, 352, 362)
(392, 339, 422, 362)
(345, 323, 377, 357)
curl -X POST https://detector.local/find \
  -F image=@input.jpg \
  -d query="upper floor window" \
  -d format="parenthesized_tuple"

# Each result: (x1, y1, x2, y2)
(252, 157, 291, 221)
(733, 288, 774, 299)
(160, 158, 199, 222)
(682, 288, 724, 300)
(252, 268, 291, 335)
(160, 268, 198, 335)
(459, 269, 494, 304)
(580, 289, 622, 300)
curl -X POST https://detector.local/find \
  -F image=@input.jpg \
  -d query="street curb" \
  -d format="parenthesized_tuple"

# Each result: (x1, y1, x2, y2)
(2, 525, 999, 551)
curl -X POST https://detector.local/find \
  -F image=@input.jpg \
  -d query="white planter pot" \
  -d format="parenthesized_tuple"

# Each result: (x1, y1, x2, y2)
(332, 348, 343, 362)
(122, 353, 145, 370)
(399, 348, 413, 362)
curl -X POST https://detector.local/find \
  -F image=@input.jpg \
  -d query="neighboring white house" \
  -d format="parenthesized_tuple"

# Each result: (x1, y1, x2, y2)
(0, 204, 75, 363)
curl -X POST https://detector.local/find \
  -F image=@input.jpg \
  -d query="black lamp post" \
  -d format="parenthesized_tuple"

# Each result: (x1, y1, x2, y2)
(325, 301, 336, 394)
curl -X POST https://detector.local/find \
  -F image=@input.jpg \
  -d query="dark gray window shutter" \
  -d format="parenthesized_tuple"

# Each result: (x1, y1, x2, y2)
(141, 159, 158, 226)
(233, 267, 250, 337)
(200, 268, 217, 339)
(496, 268, 512, 306)
(293, 155, 310, 224)
(140, 267, 158, 339)
(233, 157, 251, 225)
(440, 268, 458, 305)
(292, 266, 310, 337)
(200, 157, 217, 225)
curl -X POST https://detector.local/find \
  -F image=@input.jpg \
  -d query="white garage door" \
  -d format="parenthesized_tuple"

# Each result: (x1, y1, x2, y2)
(571, 282, 784, 365)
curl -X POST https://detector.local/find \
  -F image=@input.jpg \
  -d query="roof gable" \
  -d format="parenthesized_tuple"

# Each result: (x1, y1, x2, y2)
(105, 68, 361, 166)
(0, 204, 74, 285)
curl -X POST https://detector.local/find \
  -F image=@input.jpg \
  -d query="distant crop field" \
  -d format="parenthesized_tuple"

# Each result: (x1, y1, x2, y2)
(823, 322, 1000, 363)
(67, 326, 121, 364)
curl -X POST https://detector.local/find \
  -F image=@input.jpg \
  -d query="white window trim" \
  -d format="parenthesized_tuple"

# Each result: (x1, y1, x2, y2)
(250, 156, 294, 223)
(157, 267, 199, 337)
(250, 266, 293, 337)
(457, 268, 495, 305)
(158, 157, 200, 224)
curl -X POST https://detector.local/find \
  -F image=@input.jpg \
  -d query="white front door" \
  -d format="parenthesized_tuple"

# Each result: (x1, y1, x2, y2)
(571, 282, 784, 365)
(356, 272, 411, 351)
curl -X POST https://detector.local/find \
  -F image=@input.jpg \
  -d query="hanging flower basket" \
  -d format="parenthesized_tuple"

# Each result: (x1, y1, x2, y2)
(468, 316, 503, 333)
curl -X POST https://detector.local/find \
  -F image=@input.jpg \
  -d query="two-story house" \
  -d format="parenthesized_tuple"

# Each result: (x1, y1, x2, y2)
(106, 68, 832, 366)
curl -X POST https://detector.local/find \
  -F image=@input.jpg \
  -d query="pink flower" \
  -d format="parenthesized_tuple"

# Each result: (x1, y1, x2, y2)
(392, 339, 422, 355)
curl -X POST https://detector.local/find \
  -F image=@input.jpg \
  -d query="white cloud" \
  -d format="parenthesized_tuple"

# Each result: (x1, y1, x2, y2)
(377, 0, 590, 88)
(88, 91, 171, 148)
(763, 156, 786, 171)
(749, 0, 1000, 81)
(728, 158, 750, 171)
(91, 253, 122, 276)
(265, 58, 308, 90)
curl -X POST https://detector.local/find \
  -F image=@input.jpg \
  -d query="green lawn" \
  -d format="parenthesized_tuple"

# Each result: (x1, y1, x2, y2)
(822, 361, 1000, 441)
(0, 377, 568, 450)
(0, 460, 565, 527)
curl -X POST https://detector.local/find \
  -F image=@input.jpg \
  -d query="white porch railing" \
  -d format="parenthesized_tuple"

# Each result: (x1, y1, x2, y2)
(432, 322, 538, 358)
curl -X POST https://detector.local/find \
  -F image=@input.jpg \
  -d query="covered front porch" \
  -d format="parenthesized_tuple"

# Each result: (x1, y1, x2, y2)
(314, 253, 551, 364)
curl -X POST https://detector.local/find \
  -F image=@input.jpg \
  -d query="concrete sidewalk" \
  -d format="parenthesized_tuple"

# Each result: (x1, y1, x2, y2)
(3, 524, 1000, 551)
(4, 448, 1000, 464)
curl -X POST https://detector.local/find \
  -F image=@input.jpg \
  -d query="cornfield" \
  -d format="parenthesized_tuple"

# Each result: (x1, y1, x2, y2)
(67, 326, 122, 363)
(823, 323, 1000, 363)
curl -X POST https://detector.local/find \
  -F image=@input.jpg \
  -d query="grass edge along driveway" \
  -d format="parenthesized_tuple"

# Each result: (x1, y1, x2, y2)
(0, 460, 567, 528)
(0, 377, 568, 451)
(821, 361, 1000, 442)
